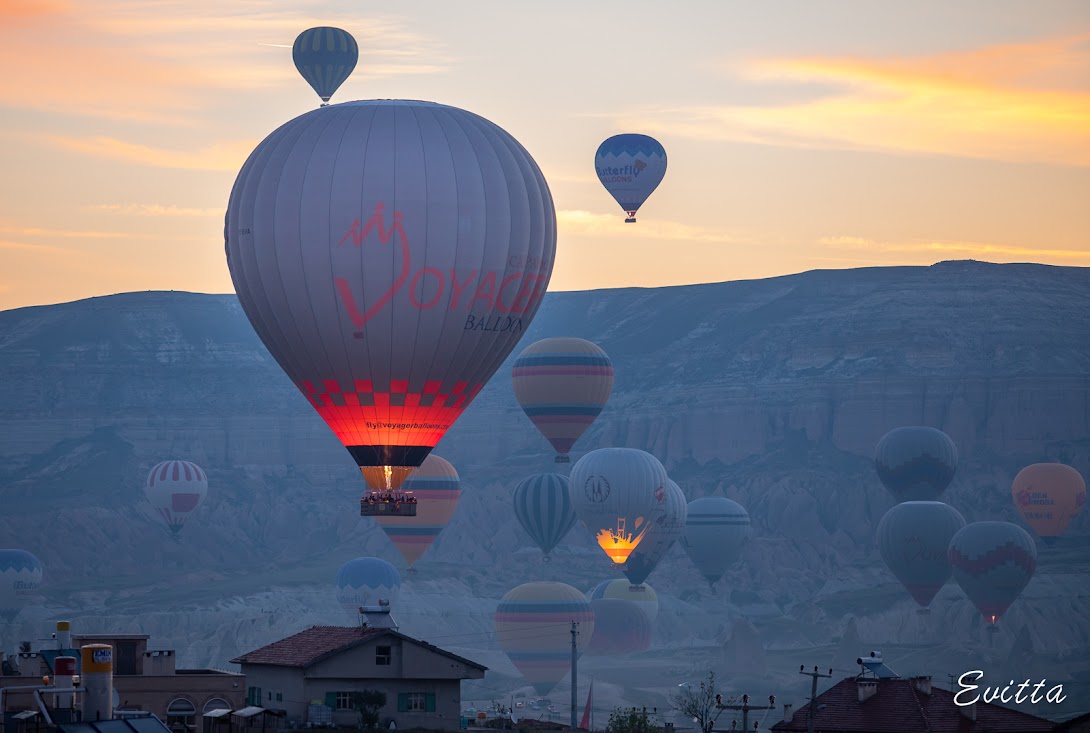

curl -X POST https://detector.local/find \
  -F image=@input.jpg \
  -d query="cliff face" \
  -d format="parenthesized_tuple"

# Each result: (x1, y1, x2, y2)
(0, 260, 1088, 671)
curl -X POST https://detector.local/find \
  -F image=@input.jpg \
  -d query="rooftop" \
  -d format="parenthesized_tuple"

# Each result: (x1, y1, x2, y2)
(230, 626, 487, 672)
(772, 677, 1054, 733)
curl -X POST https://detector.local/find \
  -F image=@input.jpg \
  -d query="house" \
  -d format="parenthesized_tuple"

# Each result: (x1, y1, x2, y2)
(230, 626, 487, 731)
(1, 622, 245, 732)
(770, 675, 1055, 733)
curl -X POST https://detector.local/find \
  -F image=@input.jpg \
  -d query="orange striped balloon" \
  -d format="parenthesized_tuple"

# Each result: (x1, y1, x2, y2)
(1012, 463, 1086, 543)
(372, 453, 460, 567)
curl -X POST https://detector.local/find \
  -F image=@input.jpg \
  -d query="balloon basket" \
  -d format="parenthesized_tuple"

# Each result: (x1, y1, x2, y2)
(624, 218, 636, 224)
(360, 494, 418, 517)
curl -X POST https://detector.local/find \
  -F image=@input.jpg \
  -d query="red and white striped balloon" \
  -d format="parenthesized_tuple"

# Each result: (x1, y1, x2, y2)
(145, 461, 208, 536)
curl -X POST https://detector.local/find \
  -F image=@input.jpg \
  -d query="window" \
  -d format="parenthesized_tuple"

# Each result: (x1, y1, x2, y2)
(203, 699, 230, 714)
(397, 693, 436, 714)
(247, 688, 262, 707)
(375, 646, 391, 666)
(276, 693, 283, 702)
(167, 698, 197, 732)
(335, 691, 354, 710)
(407, 693, 425, 712)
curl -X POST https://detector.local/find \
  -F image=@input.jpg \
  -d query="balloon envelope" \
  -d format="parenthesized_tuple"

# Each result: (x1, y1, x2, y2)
(877, 501, 965, 609)
(334, 557, 401, 621)
(569, 448, 669, 564)
(875, 426, 958, 502)
(594, 134, 667, 221)
(679, 497, 750, 586)
(495, 582, 593, 695)
(623, 478, 686, 586)
(373, 453, 460, 567)
(1012, 463, 1086, 541)
(225, 100, 556, 494)
(584, 598, 652, 656)
(511, 338, 613, 462)
(145, 460, 207, 535)
(588, 579, 658, 624)
(292, 27, 359, 103)
(0, 549, 42, 621)
(948, 521, 1036, 628)
(513, 473, 577, 559)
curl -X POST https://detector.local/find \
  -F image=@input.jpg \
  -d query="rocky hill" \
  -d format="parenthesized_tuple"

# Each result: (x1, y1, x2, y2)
(1, 261, 1088, 713)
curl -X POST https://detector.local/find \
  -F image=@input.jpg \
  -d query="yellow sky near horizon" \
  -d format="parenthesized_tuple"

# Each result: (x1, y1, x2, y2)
(0, 0, 1087, 310)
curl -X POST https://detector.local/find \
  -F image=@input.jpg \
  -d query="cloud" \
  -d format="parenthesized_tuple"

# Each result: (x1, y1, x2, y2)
(617, 34, 1090, 167)
(39, 135, 256, 171)
(817, 235, 1090, 262)
(558, 210, 747, 244)
(0, 225, 136, 240)
(86, 204, 223, 217)
(0, 239, 69, 253)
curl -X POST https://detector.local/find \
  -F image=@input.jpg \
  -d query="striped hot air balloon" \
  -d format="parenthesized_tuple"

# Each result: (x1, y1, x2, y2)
(373, 454, 460, 567)
(584, 599, 652, 656)
(513, 473, 577, 560)
(623, 479, 687, 586)
(145, 461, 208, 536)
(495, 582, 594, 695)
(875, 427, 958, 502)
(334, 557, 401, 622)
(0, 550, 42, 622)
(588, 579, 658, 624)
(679, 497, 750, 587)
(512, 338, 613, 464)
(1011, 463, 1086, 544)
(948, 521, 1037, 631)
(877, 501, 966, 611)
(292, 27, 359, 105)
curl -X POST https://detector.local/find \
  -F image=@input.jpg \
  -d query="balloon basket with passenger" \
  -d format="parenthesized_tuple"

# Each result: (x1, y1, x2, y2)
(361, 491, 418, 517)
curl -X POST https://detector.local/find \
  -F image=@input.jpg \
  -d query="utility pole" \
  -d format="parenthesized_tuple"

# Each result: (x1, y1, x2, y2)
(798, 666, 832, 733)
(570, 621, 579, 730)
(716, 693, 776, 732)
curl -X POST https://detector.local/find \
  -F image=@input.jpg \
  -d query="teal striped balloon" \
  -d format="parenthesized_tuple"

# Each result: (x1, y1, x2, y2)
(679, 497, 750, 586)
(513, 473, 577, 560)
(292, 27, 359, 104)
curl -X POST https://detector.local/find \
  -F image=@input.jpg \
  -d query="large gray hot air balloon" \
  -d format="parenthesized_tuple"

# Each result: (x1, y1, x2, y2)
(569, 448, 669, 565)
(877, 501, 965, 612)
(679, 497, 750, 587)
(948, 521, 1037, 632)
(623, 478, 687, 585)
(513, 473, 577, 561)
(875, 426, 958, 502)
(225, 101, 556, 505)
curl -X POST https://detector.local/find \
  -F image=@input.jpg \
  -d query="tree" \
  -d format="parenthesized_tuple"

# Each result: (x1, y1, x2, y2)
(669, 672, 731, 733)
(604, 707, 658, 733)
(350, 690, 387, 731)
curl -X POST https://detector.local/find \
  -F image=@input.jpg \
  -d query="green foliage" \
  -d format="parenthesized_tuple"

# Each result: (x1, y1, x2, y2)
(604, 707, 658, 733)
(351, 690, 387, 731)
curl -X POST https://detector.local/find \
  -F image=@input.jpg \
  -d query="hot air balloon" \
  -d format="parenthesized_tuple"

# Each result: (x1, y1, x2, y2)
(594, 134, 667, 223)
(623, 478, 687, 586)
(584, 599, 652, 656)
(588, 579, 658, 624)
(0, 550, 42, 622)
(334, 557, 401, 621)
(1012, 463, 1086, 544)
(292, 27, 359, 106)
(225, 100, 556, 511)
(877, 501, 965, 612)
(679, 497, 750, 587)
(875, 427, 958, 502)
(948, 521, 1037, 632)
(569, 448, 669, 565)
(513, 473, 577, 561)
(495, 582, 594, 695)
(511, 338, 613, 463)
(145, 461, 207, 536)
(372, 453, 461, 568)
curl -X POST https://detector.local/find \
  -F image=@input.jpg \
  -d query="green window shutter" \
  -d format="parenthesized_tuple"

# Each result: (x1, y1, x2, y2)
(255, 688, 263, 706)
(324, 692, 337, 709)
(397, 694, 409, 713)
(424, 694, 436, 713)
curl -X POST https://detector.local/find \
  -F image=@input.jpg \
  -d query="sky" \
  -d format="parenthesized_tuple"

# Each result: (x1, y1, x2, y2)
(0, 0, 1088, 310)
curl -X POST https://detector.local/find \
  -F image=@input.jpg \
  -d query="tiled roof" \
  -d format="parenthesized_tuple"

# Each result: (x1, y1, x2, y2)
(771, 677, 1054, 733)
(230, 626, 487, 672)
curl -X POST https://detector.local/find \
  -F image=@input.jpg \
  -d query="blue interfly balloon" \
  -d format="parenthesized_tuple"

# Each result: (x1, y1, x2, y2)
(594, 134, 667, 223)
(292, 27, 359, 105)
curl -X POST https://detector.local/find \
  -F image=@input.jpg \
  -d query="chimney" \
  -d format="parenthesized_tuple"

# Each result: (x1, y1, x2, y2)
(960, 701, 976, 722)
(857, 680, 877, 703)
(56, 621, 71, 649)
(782, 704, 793, 723)
(911, 676, 931, 696)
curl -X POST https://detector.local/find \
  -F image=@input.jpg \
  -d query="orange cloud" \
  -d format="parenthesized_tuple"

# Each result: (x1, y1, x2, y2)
(620, 34, 1090, 167)
(86, 204, 222, 217)
(818, 235, 1090, 263)
(558, 210, 748, 244)
(39, 135, 257, 171)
